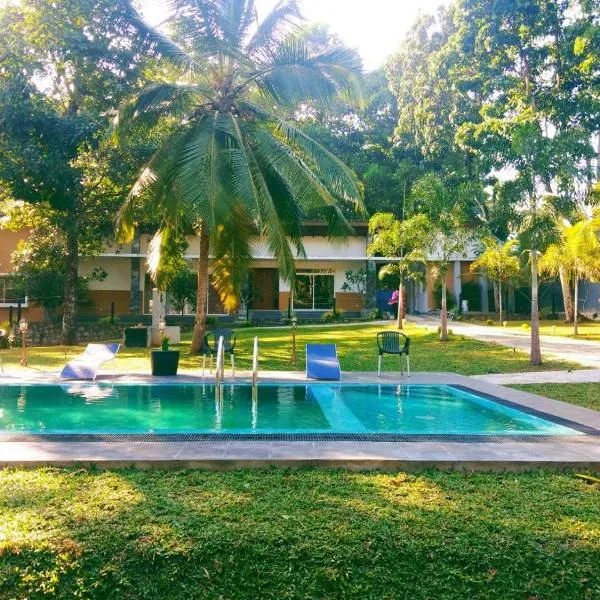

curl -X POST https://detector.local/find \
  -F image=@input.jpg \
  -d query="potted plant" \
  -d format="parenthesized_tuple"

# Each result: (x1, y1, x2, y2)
(151, 331, 180, 376)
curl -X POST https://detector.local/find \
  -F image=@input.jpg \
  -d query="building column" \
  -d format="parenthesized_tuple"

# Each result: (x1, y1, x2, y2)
(130, 234, 141, 314)
(480, 276, 489, 313)
(453, 261, 462, 306)
(365, 259, 377, 310)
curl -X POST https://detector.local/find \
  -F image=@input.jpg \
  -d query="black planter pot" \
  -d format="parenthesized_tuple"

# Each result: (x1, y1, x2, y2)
(151, 350, 180, 376)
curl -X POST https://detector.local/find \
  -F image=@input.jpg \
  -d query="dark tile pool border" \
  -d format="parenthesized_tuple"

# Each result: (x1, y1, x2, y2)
(451, 384, 600, 436)
(0, 432, 595, 443)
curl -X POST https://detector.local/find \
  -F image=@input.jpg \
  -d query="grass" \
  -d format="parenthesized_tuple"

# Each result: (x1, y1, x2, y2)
(0, 468, 599, 599)
(0, 323, 582, 376)
(461, 318, 600, 341)
(510, 383, 600, 412)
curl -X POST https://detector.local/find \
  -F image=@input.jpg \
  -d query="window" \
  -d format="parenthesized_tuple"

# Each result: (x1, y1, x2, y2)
(293, 270, 334, 310)
(0, 275, 22, 304)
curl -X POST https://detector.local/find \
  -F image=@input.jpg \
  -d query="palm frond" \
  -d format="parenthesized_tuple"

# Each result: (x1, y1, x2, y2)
(225, 115, 297, 282)
(240, 101, 364, 212)
(246, 0, 301, 58)
(253, 37, 363, 105)
(116, 127, 191, 242)
(210, 206, 256, 312)
(113, 0, 196, 70)
(244, 123, 355, 237)
(110, 83, 209, 143)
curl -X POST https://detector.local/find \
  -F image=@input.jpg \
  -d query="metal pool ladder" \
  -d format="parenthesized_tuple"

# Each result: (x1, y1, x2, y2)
(215, 335, 225, 402)
(252, 336, 259, 400)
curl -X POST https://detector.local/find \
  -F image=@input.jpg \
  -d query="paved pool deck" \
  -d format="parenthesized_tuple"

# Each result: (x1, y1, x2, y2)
(1, 371, 600, 471)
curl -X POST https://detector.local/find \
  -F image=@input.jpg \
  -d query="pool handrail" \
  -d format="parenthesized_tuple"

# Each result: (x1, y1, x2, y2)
(215, 335, 225, 401)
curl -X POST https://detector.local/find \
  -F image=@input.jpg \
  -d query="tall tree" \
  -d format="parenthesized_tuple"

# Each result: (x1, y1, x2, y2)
(0, 0, 152, 342)
(113, 0, 365, 353)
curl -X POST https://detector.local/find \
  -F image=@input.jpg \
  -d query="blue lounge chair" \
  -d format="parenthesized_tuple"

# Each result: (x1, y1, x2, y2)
(59, 343, 120, 380)
(306, 344, 341, 380)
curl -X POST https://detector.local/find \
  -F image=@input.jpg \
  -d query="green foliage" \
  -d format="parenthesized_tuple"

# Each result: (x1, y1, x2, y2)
(160, 334, 170, 351)
(321, 308, 344, 323)
(341, 269, 368, 295)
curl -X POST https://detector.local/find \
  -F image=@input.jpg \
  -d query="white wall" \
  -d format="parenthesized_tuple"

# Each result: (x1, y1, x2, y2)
(79, 257, 131, 291)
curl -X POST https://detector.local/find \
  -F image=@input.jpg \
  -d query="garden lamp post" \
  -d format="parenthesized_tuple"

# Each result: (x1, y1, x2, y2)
(19, 318, 28, 367)
(291, 315, 298, 367)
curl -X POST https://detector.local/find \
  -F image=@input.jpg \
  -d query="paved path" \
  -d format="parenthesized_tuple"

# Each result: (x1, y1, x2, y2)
(473, 369, 600, 385)
(410, 316, 600, 369)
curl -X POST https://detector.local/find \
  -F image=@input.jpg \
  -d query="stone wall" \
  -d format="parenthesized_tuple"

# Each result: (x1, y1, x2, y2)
(4, 321, 123, 347)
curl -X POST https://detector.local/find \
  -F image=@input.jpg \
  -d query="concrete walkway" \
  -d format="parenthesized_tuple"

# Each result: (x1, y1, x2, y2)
(410, 316, 600, 369)
(473, 369, 600, 385)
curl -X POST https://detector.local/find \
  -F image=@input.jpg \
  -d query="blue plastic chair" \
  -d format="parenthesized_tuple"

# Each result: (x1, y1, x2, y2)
(306, 344, 341, 380)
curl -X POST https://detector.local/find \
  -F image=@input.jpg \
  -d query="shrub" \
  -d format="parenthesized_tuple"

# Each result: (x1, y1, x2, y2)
(486, 319, 495, 326)
(321, 309, 344, 323)
(521, 323, 531, 330)
(205, 316, 218, 327)
(98, 316, 116, 327)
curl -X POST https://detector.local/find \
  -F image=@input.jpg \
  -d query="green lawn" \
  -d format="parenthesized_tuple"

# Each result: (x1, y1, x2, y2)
(0, 323, 582, 376)
(0, 468, 599, 599)
(510, 383, 600, 412)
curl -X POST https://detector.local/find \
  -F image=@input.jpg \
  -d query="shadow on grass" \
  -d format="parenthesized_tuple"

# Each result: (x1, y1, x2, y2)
(1, 468, 599, 599)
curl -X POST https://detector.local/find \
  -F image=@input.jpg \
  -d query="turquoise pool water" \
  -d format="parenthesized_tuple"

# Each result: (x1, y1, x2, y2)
(0, 383, 580, 436)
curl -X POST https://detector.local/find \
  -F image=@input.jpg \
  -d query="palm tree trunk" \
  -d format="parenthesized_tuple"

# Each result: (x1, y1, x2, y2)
(558, 266, 573, 322)
(397, 280, 404, 330)
(498, 280, 503, 325)
(61, 220, 79, 345)
(190, 221, 210, 354)
(573, 277, 579, 336)
(440, 277, 448, 342)
(530, 249, 542, 365)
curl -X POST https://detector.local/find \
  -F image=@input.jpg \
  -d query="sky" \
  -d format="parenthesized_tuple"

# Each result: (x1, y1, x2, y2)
(142, 0, 450, 71)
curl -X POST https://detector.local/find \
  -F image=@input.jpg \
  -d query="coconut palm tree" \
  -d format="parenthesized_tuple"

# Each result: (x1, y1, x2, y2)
(540, 214, 600, 335)
(112, 0, 365, 352)
(470, 238, 521, 325)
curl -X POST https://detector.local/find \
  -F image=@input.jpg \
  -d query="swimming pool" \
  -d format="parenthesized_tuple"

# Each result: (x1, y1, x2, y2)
(0, 382, 584, 438)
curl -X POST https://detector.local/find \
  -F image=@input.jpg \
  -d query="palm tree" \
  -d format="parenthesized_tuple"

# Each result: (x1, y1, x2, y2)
(112, 0, 365, 352)
(540, 214, 600, 335)
(470, 238, 521, 325)
(368, 213, 431, 329)
(410, 174, 472, 341)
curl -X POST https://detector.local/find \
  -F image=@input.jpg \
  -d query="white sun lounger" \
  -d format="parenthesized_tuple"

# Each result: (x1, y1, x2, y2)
(59, 343, 120, 380)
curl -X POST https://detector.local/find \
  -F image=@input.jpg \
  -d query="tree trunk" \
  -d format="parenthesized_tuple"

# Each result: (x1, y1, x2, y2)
(61, 220, 79, 345)
(440, 276, 448, 341)
(530, 249, 542, 365)
(397, 280, 404, 330)
(498, 280, 503, 325)
(558, 266, 573, 322)
(492, 280, 499, 317)
(573, 277, 579, 336)
(190, 221, 210, 354)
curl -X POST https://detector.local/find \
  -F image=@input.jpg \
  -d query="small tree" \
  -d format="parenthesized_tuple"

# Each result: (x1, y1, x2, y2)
(341, 269, 368, 296)
(471, 239, 521, 324)
(540, 215, 600, 335)
(411, 174, 473, 341)
(167, 270, 197, 316)
(368, 213, 431, 329)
